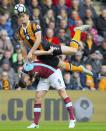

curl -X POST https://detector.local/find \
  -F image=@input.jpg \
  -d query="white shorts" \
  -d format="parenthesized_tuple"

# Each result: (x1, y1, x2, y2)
(36, 69, 66, 91)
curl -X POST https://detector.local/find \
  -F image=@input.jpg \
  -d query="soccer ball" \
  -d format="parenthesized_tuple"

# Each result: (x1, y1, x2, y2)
(14, 4, 26, 15)
(73, 97, 94, 122)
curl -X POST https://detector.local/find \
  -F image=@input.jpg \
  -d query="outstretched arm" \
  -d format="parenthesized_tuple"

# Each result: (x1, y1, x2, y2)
(27, 32, 41, 58)
(27, 24, 42, 60)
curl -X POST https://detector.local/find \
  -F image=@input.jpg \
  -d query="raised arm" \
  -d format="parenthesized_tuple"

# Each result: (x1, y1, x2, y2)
(27, 24, 42, 60)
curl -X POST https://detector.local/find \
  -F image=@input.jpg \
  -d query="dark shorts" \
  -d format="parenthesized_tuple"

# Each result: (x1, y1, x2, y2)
(37, 55, 59, 67)
(42, 39, 62, 56)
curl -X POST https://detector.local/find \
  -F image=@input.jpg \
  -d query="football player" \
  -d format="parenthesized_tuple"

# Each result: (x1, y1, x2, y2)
(19, 61, 76, 128)
(15, 4, 92, 76)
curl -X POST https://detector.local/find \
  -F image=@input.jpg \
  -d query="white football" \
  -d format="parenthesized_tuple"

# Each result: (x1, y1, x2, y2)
(14, 4, 26, 15)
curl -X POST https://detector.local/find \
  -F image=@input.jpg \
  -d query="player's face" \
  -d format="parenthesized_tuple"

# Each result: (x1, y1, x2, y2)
(22, 74, 32, 86)
(18, 13, 29, 25)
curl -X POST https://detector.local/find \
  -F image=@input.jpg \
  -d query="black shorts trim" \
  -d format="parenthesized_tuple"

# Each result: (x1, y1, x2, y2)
(42, 39, 62, 56)
(51, 45, 62, 56)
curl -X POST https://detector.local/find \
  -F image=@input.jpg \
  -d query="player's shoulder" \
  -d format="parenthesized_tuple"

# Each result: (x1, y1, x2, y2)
(30, 21, 41, 29)
(30, 20, 39, 25)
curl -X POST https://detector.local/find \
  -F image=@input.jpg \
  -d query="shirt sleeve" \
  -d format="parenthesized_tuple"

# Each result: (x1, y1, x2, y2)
(32, 22, 41, 33)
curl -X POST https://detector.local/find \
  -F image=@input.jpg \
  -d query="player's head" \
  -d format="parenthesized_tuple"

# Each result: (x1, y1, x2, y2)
(14, 4, 29, 24)
(19, 71, 32, 86)
(19, 70, 37, 87)
(18, 12, 29, 25)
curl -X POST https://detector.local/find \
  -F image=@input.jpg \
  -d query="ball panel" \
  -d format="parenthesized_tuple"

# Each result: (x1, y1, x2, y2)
(14, 4, 26, 15)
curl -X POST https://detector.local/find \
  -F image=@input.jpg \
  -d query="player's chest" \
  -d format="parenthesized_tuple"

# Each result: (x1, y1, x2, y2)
(20, 27, 34, 40)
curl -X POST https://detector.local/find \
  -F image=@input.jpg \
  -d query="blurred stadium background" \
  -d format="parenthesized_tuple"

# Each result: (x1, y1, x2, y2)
(0, 0, 106, 130)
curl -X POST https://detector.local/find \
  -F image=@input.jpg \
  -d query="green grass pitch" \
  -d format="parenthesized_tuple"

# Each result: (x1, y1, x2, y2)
(0, 121, 106, 131)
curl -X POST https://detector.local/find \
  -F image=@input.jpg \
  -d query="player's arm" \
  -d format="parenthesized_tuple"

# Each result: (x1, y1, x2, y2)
(27, 24, 41, 60)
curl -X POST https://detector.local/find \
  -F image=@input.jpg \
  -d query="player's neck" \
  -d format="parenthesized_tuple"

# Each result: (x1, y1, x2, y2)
(22, 20, 30, 28)
(22, 23, 27, 27)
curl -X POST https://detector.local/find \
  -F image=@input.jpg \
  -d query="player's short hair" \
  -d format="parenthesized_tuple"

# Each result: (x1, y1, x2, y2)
(18, 70, 36, 87)
(15, 79, 26, 89)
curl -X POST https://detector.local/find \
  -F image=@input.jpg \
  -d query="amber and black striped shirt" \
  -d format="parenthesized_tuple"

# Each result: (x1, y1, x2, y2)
(16, 21, 43, 50)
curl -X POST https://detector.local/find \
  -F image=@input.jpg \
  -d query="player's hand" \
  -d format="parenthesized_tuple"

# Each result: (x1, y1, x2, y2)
(27, 52, 33, 62)
(27, 52, 32, 59)
(47, 46, 54, 55)
(28, 54, 35, 62)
